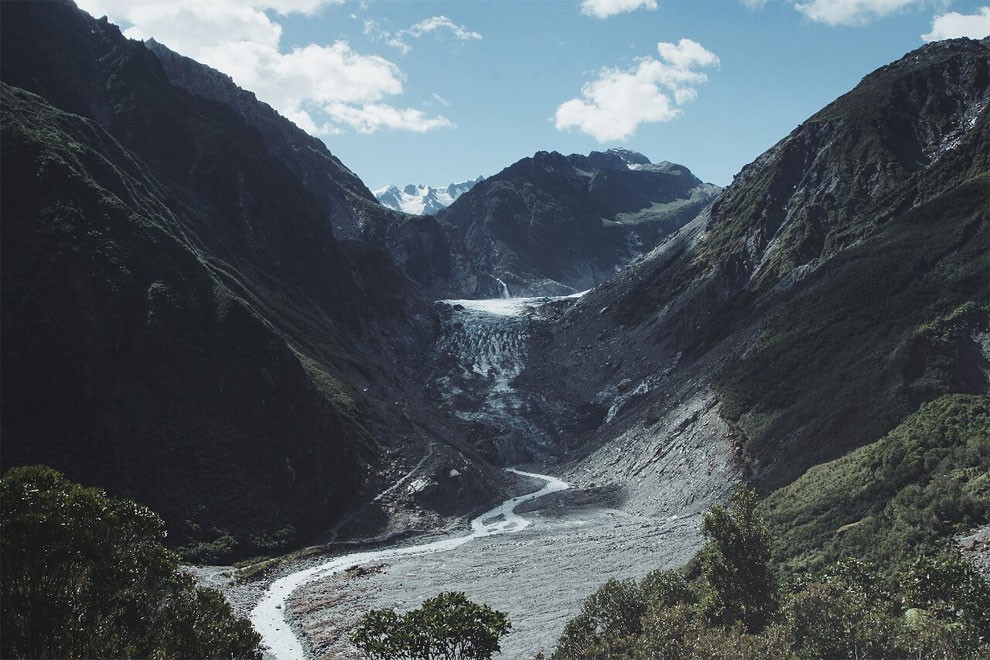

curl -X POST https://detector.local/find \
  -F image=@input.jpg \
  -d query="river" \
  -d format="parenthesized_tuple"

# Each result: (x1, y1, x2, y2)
(249, 468, 569, 659)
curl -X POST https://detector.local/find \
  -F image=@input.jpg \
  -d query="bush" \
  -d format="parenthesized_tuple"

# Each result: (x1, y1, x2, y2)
(640, 569, 695, 609)
(350, 591, 510, 660)
(552, 578, 646, 659)
(700, 485, 778, 631)
(901, 555, 990, 650)
(780, 577, 898, 658)
(0, 465, 261, 659)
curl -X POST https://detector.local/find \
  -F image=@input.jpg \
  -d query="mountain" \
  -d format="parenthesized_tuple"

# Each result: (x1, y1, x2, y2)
(520, 37, 989, 507)
(144, 39, 405, 244)
(0, 0, 501, 561)
(433, 148, 720, 297)
(375, 178, 483, 215)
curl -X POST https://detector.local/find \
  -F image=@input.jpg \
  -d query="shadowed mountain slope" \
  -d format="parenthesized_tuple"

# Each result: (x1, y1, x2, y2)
(143, 39, 401, 243)
(0, 0, 498, 561)
(524, 37, 989, 498)
(434, 149, 720, 297)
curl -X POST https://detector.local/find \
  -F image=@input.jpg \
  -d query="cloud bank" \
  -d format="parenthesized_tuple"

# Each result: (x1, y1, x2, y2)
(554, 38, 719, 142)
(75, 0, 453, 135)
(923, 6, 990, 41)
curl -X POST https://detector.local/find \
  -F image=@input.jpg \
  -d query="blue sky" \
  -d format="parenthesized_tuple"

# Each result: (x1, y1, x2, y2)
(78, 0, 990, 190)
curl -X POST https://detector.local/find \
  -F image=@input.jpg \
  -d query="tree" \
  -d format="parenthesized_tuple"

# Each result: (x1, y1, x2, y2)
(351, 591, 511, 660)
(0, 465, 261, 659)
(551, 578, 647, 659)
(901, 554, 990, 649)
(699, 485, 778, 632)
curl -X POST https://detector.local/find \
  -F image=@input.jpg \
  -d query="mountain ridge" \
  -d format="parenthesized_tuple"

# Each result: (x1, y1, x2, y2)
(430, 147, 720, 297)
(0, 0, 503, 561)
(375, 177, 483, 215)
(522, 36, 989, 498)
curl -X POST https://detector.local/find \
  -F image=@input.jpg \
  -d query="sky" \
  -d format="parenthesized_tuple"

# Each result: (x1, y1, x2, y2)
(76, 0, 990, 191)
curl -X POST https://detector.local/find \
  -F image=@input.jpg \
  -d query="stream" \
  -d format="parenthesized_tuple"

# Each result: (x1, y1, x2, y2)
(249, 468, 570, 659)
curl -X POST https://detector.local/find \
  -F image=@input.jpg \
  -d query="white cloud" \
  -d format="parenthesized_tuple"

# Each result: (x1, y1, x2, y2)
(324, 102, 454, 133)
(581, 0, 657, 18)
(432, 93, 452, 107)
(741, 0, 769, 8)
(373, 15, 482, 54)
(554, 38, 719, 142)
(923, 6, 990, 40)
(794, 0, 922, 26)
(580, 0, 658, 19)
(407, 16, 482, 42)
(75, 0, 452, 135)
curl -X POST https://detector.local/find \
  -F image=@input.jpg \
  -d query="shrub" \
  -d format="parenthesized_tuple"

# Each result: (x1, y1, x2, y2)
(350, 591, 510, 660)
(551, 578, 647, 659)
(640, 569, 695, 609)
(700, 485, 778, 631)
(0, 465, 261, 659)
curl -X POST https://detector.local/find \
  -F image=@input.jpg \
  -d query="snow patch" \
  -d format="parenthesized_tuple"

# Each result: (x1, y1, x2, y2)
(374, 177, 482, 215)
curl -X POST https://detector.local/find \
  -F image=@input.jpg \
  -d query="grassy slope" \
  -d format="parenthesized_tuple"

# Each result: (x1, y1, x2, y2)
(763, 393, 990, 581)
(714, 173, 989, 485)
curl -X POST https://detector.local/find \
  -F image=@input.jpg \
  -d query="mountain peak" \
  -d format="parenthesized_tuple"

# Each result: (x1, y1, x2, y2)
(375, 177, 482, 215)
(605, 147, 652, 166)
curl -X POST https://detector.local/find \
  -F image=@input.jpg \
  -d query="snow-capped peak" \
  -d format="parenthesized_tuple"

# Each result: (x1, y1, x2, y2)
(374, 177, 483, 215)
(606, 147, 652, 168)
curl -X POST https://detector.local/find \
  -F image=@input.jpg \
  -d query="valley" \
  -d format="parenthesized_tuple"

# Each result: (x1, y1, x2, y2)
(207, 291, 739, 658)
(1, 2, 988, 658)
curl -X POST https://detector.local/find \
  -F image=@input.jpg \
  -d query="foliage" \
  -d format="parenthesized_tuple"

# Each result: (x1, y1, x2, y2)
(350, 591, 511, 660)
(551, 578, 647, 659)
(902, 555, 990, 645)
(0, 465, 261, 659)
(713, 187, 989, 489)
(763, 394, 990, 582)
(639, 568, 695, 609)
(552, 485, 990, 659)
(699, 485, 778, 631)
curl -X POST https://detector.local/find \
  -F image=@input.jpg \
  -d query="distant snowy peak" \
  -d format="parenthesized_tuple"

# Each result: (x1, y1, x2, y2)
(375, 177, 483, 215)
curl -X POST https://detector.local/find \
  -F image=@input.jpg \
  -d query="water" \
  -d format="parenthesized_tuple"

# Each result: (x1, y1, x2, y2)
(495, 278, 511, 299)
(250, 469, 570, 660)
(433, 295, 582, 460)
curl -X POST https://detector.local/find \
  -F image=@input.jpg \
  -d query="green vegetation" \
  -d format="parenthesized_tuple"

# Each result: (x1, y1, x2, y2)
(350, 591, 511, 659)
(699, 486, 778, 631)
(713, 179, 989, 487)
(552, 485, 990, 659)
(764, 393, 990, 581)
(0, 465, 261, 659)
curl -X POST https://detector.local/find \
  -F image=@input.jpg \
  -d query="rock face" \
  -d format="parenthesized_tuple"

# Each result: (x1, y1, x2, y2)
(0, 0, 502, 561)
(519, 37, 990, 497)
(433, 149, 720, 297)
(374, 178, 483, 216)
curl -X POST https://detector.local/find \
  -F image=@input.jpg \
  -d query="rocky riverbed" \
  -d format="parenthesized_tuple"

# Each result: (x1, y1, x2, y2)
(283, 486, 705, 658)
